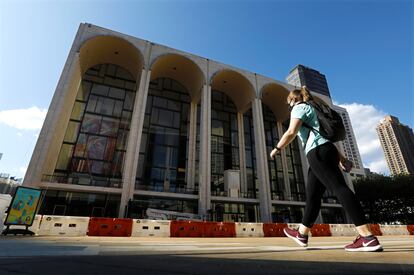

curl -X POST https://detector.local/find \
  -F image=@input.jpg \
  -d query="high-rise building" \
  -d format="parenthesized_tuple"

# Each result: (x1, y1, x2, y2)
(332, 105, 365, 180)
(286, 64, 332, 101)
(376, 115, 414, 175)
(23, 23, 348, 224)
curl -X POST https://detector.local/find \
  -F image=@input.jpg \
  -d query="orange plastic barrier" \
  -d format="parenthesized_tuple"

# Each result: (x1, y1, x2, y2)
(310, 224, 332, 236)
(203, 222, 236, 237)
(87, 218, 132, 237)
(407, 225, 414, 235)
(368, 224, 382, 236)
(263, 223, 288, 237)
(170, 220, 204, 237)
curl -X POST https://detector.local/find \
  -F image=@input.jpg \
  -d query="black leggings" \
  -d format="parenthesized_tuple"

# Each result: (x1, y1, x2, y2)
(302, 142, 366, 227)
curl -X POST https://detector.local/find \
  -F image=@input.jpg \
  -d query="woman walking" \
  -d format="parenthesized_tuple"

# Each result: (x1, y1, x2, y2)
(270, 86, 382, 252)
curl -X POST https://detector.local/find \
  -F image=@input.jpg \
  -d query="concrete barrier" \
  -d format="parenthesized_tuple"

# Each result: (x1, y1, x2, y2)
(236, 222, 264, 237)
(329, 224, 357, 236)
(132, 219, 170, 237)
(38, 215, 89, 236)
(380, 225, 409, 236)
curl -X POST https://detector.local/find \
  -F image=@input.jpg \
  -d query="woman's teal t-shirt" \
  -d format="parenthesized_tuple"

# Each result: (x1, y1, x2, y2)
(290, 103, 330, 155)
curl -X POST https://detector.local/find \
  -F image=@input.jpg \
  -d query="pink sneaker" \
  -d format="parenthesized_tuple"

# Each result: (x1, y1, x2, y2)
(345, 235, 383, 252)
(283, 227, 309, 247)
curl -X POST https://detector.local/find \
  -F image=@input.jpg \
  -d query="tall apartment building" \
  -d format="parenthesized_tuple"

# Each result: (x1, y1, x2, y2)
(332, 105, 365, 180)
(376, 115, 414, 175)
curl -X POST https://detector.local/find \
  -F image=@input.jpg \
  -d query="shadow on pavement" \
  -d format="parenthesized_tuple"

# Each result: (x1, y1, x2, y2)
(0, 255, 412, 275)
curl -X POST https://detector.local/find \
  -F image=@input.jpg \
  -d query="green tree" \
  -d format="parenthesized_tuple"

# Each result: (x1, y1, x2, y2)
(353, 174, 414, 224)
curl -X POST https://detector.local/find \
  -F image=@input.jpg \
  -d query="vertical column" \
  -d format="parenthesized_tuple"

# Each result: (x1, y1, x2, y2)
(277, 122, 292, 201)
(119, 68, 151, 218)
(198, 84, 211, 218)
(24, 52, 82, 187)
(186, 102, 198, 190)
(237, 112, 247, 194)
(252, 98, 272, 222)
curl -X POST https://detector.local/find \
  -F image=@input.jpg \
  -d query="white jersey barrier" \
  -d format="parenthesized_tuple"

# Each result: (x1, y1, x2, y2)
(379, 225, 409, 235)
(235, 222, 264, 237)
(132, 219, 171, 237)
(38, 215, 89, 236)
(329, 224, 357, 236)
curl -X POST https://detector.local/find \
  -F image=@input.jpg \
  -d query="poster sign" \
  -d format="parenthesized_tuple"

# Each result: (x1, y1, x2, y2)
(4, 186, 41, 226)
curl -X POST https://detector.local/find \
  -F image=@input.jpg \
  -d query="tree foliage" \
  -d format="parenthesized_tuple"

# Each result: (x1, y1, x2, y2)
(353, 174, 414, 224)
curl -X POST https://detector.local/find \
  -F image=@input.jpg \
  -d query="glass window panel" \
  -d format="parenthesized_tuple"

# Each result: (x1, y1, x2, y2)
(113, 100, 123, 117)
(106, 64, 116, 77)
(71, 101, 85, 121)
(100, 117, 119, 137)
(167, 99, 180, 111)
(104, 138, 116, 161)
(158, 109, 173, 126)
(112, 151, 124, 176)
(212, 120, 224, 136)
(56, 144, 74, 170)
(76, 82, 91, 101)
(95, 97, 114, 116)
(153, 145, 167, 167)
(86, 136, 107, 160)
(108, 87, 125, 100)
(86, 95, 98, 113)
(165, 128, 179, 146)
(124, 91, 135, 110)
(140, 133, 147, 154)
(125, 81, 135, 90)
(74, 134, 87, 157)
(173, 112, 180, 128)
(91, 84, 109, 96)
(81, 114, 101, 134)
(136, 154, 145, 179)
(91, 160, 104, 174)
(64, 121, 80, 143)
(231, 132, 239, 147)
(115, 67, 133, 80)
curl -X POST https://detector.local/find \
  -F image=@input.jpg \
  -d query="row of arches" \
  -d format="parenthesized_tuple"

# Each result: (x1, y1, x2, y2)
(79, 35, 293, 122)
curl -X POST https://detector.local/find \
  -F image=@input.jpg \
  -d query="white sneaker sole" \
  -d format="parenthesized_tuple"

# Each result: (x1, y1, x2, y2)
(345, 245, 383, 252)
(283, 228, 308, 247)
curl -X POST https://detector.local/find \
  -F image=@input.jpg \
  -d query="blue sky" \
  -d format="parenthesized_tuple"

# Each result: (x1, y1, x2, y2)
(0, 0, 413, 178)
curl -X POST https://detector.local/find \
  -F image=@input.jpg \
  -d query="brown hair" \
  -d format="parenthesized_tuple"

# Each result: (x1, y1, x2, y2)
(287, 86, 313, 104)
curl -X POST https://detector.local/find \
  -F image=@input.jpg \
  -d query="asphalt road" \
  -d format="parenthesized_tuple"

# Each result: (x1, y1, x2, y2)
(0, 235, 413, 274)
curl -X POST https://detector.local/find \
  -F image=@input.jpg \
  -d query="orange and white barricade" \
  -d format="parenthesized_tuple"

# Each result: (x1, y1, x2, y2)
(38, 215, 89, 236)
(132, 219, 170, 237)
(235, 222, 264, 237)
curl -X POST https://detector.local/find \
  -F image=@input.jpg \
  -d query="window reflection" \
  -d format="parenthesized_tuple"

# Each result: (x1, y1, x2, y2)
(54, 64, 136, 187)
(136, 78, 190, 194)
(211, 90, 239, 195)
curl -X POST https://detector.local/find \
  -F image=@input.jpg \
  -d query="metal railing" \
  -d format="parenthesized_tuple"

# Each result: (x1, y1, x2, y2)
(41, 174, 122, 188)
(135, 184, 199, 195)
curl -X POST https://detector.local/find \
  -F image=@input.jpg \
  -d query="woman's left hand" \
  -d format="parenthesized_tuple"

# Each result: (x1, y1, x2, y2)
(270, 148, 279, 159)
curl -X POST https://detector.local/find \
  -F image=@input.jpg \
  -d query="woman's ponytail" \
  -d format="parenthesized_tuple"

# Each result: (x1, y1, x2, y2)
(300, 86, 313, 102)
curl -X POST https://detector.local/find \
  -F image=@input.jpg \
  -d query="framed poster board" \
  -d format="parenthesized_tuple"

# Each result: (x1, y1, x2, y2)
(4, 186, 41, 227)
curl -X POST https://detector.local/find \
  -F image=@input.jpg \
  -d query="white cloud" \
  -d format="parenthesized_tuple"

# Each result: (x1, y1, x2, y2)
(0, 107, 47, 130)
(17, 132, 23, 137)
(19, 166, 27, 175)
(336, 102, 390, 175)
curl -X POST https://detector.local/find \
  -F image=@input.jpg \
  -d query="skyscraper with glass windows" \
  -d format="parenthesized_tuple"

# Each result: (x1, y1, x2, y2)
(376, 115, 414, 175)
(23, 23, 347, 223)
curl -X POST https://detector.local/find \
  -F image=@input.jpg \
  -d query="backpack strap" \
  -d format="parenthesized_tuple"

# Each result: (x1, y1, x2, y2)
(294, 102, 319, 146)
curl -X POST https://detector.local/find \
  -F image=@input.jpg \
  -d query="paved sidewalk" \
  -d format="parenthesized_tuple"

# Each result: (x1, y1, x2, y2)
(0, 235, 413, 274)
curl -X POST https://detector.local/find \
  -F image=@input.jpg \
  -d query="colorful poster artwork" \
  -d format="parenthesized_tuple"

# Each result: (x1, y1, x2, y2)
(5, 187, 41, 226)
